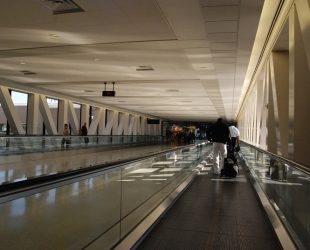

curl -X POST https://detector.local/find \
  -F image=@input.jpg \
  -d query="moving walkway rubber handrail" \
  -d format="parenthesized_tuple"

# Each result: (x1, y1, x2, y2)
(0, 144, 199, 198)
(241, 141, 310, 175)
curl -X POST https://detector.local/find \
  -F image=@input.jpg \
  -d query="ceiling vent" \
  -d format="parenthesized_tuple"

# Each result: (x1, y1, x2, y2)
(38, 0, 84, 15)
(20, 70, 37, 75)
(136, 66, 154, 71)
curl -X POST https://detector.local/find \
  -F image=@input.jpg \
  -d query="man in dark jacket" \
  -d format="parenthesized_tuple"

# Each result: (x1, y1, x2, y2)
(209, 118, 230, 174)
(81, 122, 89, 144)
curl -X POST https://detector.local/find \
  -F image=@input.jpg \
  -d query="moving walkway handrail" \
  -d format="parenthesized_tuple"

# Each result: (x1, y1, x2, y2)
(0, 135, 163, 156)
(240, 141, 310, 250)
(0, 143, 199, 199)
(241, 140, 310, 175)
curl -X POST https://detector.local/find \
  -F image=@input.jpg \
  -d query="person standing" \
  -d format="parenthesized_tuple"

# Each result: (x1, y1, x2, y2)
(229, 123, 240, 149)
(61, 123, 70, 148)
(209, 118, 230, 175)
(81, 122, 89, 144)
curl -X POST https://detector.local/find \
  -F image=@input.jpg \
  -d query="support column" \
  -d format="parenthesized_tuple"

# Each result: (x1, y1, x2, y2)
(140, 117, 147, 135)
(27, 93, 40, 135)
(122, 113, 130, 135)
(38, 95, 57, 135)
(259, 66, 269, 150)
(98, 108, 106, 135)
(68, 101, 79, 135)
(289, 7, 310, 166)
(0, 86, 25, 134)
(267, 61, 277, 154)
(113, 112, 124, 135)
(270, 52, 289, 157)
(133, 116, 140, 135)
(81, 104, 90, 128)
(128, 115, 135, 135)
(88, 108, 103, 135)
(58, 100, 68, 135)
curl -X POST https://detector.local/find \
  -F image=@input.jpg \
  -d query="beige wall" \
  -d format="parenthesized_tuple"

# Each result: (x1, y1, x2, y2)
(237, 1, 310, 167)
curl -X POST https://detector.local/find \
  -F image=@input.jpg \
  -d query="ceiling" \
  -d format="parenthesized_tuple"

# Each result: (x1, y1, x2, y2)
(0, 0, 265, 121)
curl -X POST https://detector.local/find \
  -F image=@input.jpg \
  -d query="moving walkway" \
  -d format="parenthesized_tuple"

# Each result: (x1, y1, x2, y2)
(0, 142, 309, 249)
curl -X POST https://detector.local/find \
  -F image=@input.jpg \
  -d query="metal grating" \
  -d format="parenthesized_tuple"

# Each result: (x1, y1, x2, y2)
(20, 70, 37, 75)
(37, 0, 84, 15)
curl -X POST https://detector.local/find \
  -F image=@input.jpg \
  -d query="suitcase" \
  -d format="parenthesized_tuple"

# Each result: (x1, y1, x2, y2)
(221, 158, 237, 178)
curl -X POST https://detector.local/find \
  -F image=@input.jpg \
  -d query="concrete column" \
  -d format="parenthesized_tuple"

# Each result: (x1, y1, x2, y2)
(133, 116, 140, 135)
(0, 86, 25, 134)
(128, 115, 135, 135)
(122, 113, 130, 135)
(259, 66, 269, 150)
(81, 104, 90, 128)
(289, 7, 310, 166)
(88, 108, 103, 135)
(140, 117, 147, 135)
(270, 52, 289, 157)
(0, 86, 25, 135)
(68, 101, 79, 135)
(27, 93, 39, 135)
(38, 95, 57, 135)
(112, 112, 123, 135)
(256, 80, 264, 147)
(58, 100, 68, 135)
(267, 61, 277, 154)
(102, 110, 116, 135)
(295, 0, 310, 71)
(98, 108, 106, 135)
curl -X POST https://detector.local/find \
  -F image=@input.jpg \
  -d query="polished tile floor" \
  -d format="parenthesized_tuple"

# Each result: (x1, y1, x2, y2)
(0, 144, 173, 185)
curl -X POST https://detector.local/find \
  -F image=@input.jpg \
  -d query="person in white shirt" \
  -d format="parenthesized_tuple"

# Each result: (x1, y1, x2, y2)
(229, 124, 240, 149)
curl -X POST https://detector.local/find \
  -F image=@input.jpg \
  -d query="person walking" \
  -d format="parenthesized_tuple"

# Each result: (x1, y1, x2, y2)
(209, 118, 230, 175)
(81, 122, 89, 144)
(229, 123, 240, 149)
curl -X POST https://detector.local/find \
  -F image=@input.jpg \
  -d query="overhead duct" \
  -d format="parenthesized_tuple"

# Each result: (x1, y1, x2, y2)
(37, 0, 84, 15)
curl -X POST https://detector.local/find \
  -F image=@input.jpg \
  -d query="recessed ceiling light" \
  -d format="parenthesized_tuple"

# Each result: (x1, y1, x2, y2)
(136, 66, 154, 71)
(20, 62, 26, 65)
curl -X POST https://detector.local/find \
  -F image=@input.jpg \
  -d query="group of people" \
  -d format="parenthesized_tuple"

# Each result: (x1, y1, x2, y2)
(208, 118, 240, 175)
(61, 122, 89, 148)
(166, 128, 195, 145)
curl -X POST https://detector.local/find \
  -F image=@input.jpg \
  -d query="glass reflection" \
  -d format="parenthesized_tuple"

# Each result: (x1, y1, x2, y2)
(10, 198, 26, 216)
(240, 144, 310, 249)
